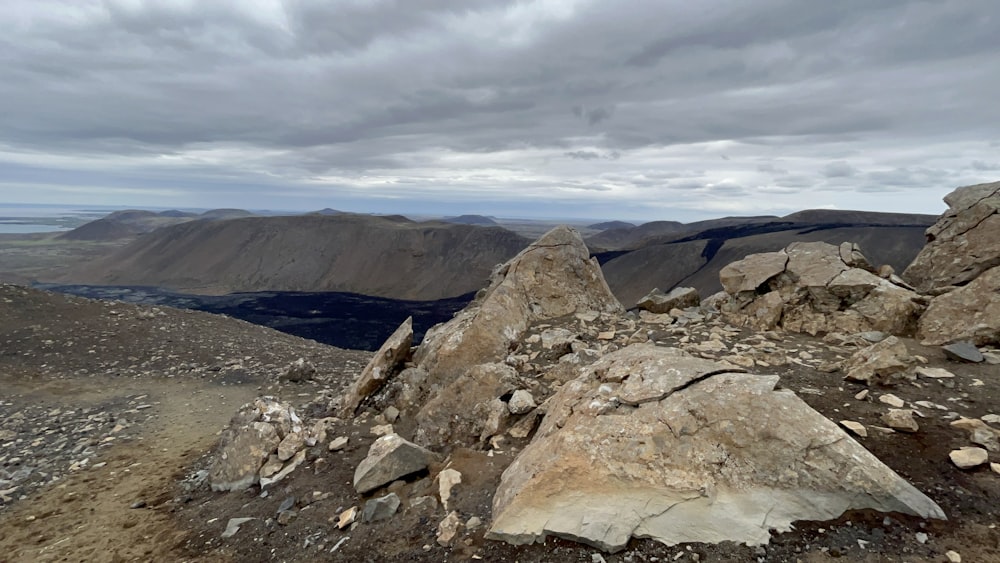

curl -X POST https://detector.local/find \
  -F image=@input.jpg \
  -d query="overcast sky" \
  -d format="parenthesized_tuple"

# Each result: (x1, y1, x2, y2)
(2, 1, 999, 221)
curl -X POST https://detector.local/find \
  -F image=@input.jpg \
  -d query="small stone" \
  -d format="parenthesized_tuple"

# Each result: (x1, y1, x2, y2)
(915, 532, 928, 544)
(437, 511, 462, 546)
(371, 424, 394, 436)
(854, 390, 869, 401)
(362, 493, 401, 523)
(221, 517, 255, 539)
(384, 406, 400, 423)
(438, 468, 462, 511)
(276, 510, 297, 525)
(942, 342, 984, 363)
(991, 462, 1000, 475)
(336, 506, 358, 529)
(466, 516, 483, 531)
(597, 331, 615, 341)
(915, 367, 955, 379)
(949, 447, 988, 469)
(881, 409, 919, 432)
(276, 496, 295, 514)
(839, 421, 868, 438)
(878, 394, 905, 408)
(982, 414, 1000, 424)
(945, 550, 962, 563)
(281, 358, 317, 382)
(328, 436, 349, 451)
(507, 390, 537, 415)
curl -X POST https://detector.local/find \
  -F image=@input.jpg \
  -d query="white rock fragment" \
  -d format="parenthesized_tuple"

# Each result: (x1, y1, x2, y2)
(878, 394, 905, 408)
(946, 550, 962, 562)
(840, 420, 868, 438)
(915, 367, 955, 379)
(949, 447, 989, 469)
(438, 468, 462, 511)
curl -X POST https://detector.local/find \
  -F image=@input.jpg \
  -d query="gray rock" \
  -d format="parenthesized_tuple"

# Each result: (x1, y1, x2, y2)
(881, 409, 919, 433)
(209, 398, 293, 492)
(353, 434, 435, 494)
(280, 358, 316, 382)
(942, 341, 985, 363)
(341, 317, 413, 416)
(843, 337, 913, 385)
(919, 267, 1000, 346)
(221, 517, 255, 539)
(507, 390, 537, 415)
(487, 345, 945, 552)
(636, 287, 700, 314)
(362, 492, 401, 523)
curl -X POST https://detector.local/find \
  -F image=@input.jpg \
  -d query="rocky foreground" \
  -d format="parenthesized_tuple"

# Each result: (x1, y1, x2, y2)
(1, 182, 999, 562)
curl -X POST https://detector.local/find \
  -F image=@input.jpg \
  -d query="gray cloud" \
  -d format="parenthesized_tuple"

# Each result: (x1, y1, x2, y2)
(0, 1, 999, 220)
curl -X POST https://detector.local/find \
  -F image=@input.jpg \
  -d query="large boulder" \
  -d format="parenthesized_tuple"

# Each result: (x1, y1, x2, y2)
(918, 265, 1000, 345)
(353, 433, 436, 494)
(904, 181, 1000, 292)
(340, 316, 413, 416)
(404, 226, 623, 447)
(719, 242, 923, 336)
(414, 226, 623, 379)
(487, 345, 945, 552)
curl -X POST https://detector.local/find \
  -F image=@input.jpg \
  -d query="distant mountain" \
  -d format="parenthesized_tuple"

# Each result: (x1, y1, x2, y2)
(59, 214, 531, 300)
(310, 208, 345, 216)
(587, 221, 636, 231)
(199, 208, 255, 220)
(442, 214, 498, 226)
(158, 209, 197, 218)
(57, 210, 182, 241)
(596, 210, 936, 306)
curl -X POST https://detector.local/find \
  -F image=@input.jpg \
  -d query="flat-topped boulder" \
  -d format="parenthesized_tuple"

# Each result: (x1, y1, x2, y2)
(487, 345, 945, 552)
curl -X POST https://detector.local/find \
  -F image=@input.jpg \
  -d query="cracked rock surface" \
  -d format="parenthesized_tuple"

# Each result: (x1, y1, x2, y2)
(487, 344, 945, 551)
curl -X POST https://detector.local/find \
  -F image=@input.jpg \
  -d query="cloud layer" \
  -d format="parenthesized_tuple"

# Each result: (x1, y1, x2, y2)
(2, 0, 999, 220)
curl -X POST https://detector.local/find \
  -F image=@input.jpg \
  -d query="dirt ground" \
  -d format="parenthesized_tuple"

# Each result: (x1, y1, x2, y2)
(1, 285, 998, 562)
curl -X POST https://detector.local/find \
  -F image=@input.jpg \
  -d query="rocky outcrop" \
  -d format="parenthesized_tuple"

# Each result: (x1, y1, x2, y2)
(404, 226, 623, 446)
(917, 266, 1000, 346)
(487, 345, 945, 551)
(904, 181, 1000, 292)
(719, 242, 923, 336)
(340, 317, 413, 416)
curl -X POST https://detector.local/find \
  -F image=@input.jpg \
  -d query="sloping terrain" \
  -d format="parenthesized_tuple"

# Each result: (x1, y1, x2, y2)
(58, 214, 531, 300)
(57, 208, 257, 241)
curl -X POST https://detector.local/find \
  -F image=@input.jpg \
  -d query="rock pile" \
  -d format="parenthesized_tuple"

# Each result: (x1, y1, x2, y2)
(208, 397, 326, 492)
(717, 241, 924, 336)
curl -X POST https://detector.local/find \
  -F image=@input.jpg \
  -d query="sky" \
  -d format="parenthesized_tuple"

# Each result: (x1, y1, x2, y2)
(1, 1, 999, 222)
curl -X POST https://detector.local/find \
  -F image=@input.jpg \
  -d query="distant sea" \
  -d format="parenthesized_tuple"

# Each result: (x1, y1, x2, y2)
(0, 203, 117, 234)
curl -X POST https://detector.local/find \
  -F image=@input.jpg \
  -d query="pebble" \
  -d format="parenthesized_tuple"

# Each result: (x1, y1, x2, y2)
(949, 447, 989, 469)
(945, 550, 961, 562)
(878, 394, 905, 408)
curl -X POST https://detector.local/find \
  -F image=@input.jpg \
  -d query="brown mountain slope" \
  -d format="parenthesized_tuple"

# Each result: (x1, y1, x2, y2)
(59, 214, 531, 300)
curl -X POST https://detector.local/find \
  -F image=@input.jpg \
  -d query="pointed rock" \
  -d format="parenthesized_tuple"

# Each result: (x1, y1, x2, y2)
(341, 317, 413, 416)
(487, 345, 944, 552)
(353, 434, 435, 494)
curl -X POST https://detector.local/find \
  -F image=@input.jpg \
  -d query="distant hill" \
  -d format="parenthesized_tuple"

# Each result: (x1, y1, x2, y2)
(442, 214, 498, 226)
(310, 208, 344, 216)
(587, 220, 636, 231)
(596, 210, 936, 305)
(199, 208, 255, 220)
(60, 214, 531, 300)
(57, 208, 257, 241)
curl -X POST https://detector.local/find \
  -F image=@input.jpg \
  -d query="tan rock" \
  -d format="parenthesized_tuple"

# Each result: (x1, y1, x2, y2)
(950, 417, 1000, 452)
(719, 251, 787, 294)
(414, 363, 518, 447)
(208, 397, 291, 492)
(843, 337, 913, 385)
(636, 287, 700, 314)
(340, 317, 413, 416)
(904, 181, 1000, 292)
(878, 394, 905, 408)
(949, 446, 989, 469)
(881, 409, 919, 433)
(918, 266, 1000, 346)
(337, 506, 358, 529)
(840, 420, 868, 437)
(437, 511, 462, 546)
(914, 367, 955, 379)
(438, 468, 462, 511)
(487, 345, 944, 552)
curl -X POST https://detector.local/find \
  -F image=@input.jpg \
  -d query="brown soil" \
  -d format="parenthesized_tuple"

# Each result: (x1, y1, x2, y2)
(2, 284, 998, 562)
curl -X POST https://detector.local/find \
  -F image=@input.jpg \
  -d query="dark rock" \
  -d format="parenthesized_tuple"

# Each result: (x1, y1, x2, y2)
(942, 341, 985, 363)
